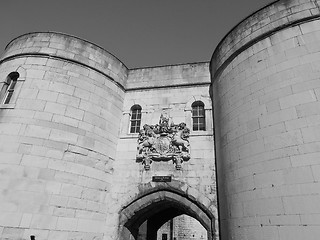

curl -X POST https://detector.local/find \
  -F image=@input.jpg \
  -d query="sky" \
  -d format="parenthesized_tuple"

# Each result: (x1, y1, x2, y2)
(0, 0, 275, 69)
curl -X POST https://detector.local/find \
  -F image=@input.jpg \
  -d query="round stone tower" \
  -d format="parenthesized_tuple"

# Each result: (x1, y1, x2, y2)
(210, 0, 320, 239)
(0, 32, 127, 239)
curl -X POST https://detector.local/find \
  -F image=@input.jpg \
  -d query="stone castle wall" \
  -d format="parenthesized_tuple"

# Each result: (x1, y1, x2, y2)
(0, 33, 217, 240)
(157, 214, 207, 240)
(114, 63, 217, 239)
(0, 33, 127, 240)
(211, 0, 320, 239)
(2, 0, 320, 239)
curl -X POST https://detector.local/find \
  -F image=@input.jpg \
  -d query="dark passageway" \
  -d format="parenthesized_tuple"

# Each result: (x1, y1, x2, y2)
(119, 190, 216, 240)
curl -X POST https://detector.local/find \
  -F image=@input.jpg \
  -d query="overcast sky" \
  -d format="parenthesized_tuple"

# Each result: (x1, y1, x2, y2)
(0, 0, 275, 68)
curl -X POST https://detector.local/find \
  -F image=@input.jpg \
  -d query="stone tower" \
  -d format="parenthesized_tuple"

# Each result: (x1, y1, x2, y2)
(210, 0, 320, 239)
(0, 33, 128, 239)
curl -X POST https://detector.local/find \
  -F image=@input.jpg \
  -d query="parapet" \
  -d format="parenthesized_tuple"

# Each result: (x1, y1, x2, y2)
(210, 0, 320, 79)
(2, 32, 129, 88)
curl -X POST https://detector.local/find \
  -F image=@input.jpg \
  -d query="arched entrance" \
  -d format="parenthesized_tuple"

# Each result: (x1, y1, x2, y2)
(119, 189, 216, 240)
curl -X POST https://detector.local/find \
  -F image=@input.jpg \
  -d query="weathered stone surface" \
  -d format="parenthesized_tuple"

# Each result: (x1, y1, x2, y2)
(211, 0, 320, 239)
(0, 32, 216, 240)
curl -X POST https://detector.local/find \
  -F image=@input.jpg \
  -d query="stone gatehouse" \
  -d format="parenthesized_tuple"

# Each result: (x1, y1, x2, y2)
(1, 0, 320, 239)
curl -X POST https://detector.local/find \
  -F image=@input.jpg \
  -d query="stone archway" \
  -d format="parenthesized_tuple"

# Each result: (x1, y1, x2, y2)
(118, 189, 216, 240)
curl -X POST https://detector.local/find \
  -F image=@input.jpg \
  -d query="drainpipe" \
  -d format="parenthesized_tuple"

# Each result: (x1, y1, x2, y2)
(170, 219, 174, 240)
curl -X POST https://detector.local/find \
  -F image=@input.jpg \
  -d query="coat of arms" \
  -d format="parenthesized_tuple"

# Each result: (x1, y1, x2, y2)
(136, 114, 190, 170)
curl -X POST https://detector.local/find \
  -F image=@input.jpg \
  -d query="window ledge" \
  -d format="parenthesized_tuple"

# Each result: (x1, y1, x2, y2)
(120, 133, 139, 139)
(0, 104, 15, 109)
(190, 130, 213, 137)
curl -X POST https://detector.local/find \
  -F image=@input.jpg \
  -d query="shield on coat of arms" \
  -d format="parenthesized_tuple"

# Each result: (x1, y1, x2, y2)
(154, 136, 170, 155)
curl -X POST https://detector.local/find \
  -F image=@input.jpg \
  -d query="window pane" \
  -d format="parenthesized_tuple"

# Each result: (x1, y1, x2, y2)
(130, 105, 142, 133)
(193, 124, 198, 131)
(192, 101, 206, 131)
(4, 92, 13, 104)
(199, 107, 205, 116)
(9, 81, 17, 90)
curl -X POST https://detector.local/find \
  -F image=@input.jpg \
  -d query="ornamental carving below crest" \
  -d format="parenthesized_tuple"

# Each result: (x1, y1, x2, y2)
(136, 114, 190, 170)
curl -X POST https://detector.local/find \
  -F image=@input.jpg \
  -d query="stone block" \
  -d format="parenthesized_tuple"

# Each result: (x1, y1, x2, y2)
(19, 88, 39, 99)
(0, 213, 22, 227)
(254, 170, 284, 188)
(82, 188, 104, 202)
(300, 213, 320, 225)
(284, 166, 314, 184)
(16, 99, 46, 111)
(24, 125, 51, 139)
(44, 102, 66, 115)
(20, 213, 33, 228)
(60, 183, 82, 198)
(257, 122, 286, 138)
(57, 93, 80, 108)
(47, 230, 69, 240)
(1, 227, 24, 240)
(45, 181, 61, 194)
(37, 90, 59, 102)
(65, 106, 84, 120)
(67, 197, 86, 210)
(53, 207, 75, 217)
(48, 81, 75, 95)
(278, 226, 303, 240)
(243, 197, 284, 217)
(55, 171, 78, 184)
(56, 217, 78, 231)
(301, 125, 320, 143)
(239, 139, 265, 159)
(259, 107, 297, 127)
(34, 111, 53, 121)
(77, 219, 104, 233)
(49, 129, 78, 144)
(296, 101, 320, 117)
(279, 90, 317, 109)
(283, 194, 320, 214)
(264, 129, 303, 151)
(30, 214, 58, 229)
(0, 152, 22, 164)
(311, 164, 320, 181)
(26, 69, 46, 79)
(52, 115, 79, 127)
(38, 168, 55, 180)
(50, 195, 68, 207)
(21, 155, 49, 168)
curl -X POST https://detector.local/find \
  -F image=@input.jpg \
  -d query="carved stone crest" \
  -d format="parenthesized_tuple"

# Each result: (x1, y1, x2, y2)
(136, 114, 190, 170)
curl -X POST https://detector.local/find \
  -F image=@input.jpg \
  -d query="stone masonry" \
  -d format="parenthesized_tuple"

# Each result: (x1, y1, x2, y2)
(211, 0, 320, 239)
(2, 0, 320, 239)
(0, 33, 217, 240)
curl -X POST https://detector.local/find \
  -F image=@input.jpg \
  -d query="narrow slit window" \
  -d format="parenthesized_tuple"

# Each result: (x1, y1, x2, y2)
(130, 105, 142, 133)
(1, 72, 19, 104)
(192, 101, 205, 131)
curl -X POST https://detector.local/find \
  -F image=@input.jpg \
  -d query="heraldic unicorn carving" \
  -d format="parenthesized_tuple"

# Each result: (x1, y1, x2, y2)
(136, 114, 190, 170)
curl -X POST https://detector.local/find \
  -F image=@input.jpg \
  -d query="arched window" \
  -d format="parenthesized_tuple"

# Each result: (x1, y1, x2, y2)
(0, 72, 19, 104)
(192, 101, 205, 131)
(130, 105, 142, 133)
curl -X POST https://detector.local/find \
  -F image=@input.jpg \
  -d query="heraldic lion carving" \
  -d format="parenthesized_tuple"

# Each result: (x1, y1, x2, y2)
(136, 114, 190, 170)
